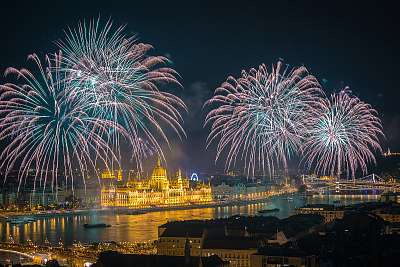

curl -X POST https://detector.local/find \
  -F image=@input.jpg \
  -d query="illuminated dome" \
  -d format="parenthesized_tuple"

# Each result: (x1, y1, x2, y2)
(152, 157, 167, 178)
(150, 157, 169, 190)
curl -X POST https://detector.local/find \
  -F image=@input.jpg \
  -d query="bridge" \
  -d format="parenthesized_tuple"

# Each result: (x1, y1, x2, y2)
(0, 248, 35, 264)
(302, 174, 400, 195)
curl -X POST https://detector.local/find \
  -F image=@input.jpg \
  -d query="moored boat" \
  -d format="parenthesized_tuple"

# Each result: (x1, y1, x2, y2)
(6, 216, 36, 224)
(83, 223, 111, 229)
(8, 218, 26, 224)
(24, 216, 36, 222)
(258, 208, 280, 214)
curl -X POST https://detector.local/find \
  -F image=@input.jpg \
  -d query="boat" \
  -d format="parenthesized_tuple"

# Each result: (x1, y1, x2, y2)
(7, 216, 36, 224)
(24, 216, 36, 222)
(8, 218, 26, 224)
(258, 208, 280, 214)
(127, 210, 145, 215)
(0, 216, 9, 221)
(83, 223, 111, 229)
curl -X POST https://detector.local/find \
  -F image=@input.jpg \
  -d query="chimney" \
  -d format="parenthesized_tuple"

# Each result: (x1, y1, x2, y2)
(184, 234, 191, 266)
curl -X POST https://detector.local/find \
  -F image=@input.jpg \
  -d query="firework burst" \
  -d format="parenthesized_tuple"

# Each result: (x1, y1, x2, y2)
(0, 53, 122, 192)
(303, 89, 383, 179)
(205, 61, 322, 176)
(56, 19, 186, 168)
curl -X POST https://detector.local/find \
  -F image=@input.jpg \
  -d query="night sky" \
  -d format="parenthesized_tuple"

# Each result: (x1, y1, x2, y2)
(0, 1, 399, 173)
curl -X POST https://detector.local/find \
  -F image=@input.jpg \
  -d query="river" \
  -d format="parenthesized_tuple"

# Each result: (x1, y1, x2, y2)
(0, 194, 379, 246)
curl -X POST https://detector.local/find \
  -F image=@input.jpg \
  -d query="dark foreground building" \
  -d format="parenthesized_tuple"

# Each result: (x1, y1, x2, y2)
(251, 247, 318, 267)
(93, 251, 228, 267)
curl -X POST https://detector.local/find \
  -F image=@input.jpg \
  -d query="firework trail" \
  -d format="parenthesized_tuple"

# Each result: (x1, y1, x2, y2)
(0, 53, 122, 192)
(303, 89, 383, 179)
(131, 137, 157, 163)
(56, 18, 186, 168)
(205, 61, 322, 176)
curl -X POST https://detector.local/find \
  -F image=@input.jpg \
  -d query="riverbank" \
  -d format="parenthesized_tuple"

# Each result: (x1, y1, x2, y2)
(113, 190, 297, 215)
(0, 187, 297, 220)
(1, 192, 380, 246)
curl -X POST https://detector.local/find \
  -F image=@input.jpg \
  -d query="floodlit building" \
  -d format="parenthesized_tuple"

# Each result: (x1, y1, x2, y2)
(101, 158, 212, 207)
(211, 182, 270, 201)
(157, 224, 206, 256)
(101, 169, 123, 181)
(157, 221, 260, 267)
(201, 236, 259, 267)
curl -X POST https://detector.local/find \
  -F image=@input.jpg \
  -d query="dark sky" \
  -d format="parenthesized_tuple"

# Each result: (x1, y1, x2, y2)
(0, 0, 399, 173)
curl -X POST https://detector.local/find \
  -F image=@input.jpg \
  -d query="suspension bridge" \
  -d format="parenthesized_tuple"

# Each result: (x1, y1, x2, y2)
(302, 174, 400, 195)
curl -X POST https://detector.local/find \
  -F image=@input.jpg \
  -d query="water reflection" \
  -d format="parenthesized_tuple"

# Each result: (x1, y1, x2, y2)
(0, 194, 378, 246)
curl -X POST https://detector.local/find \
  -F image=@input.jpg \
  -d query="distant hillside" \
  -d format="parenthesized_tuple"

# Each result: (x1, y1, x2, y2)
(374, 154, 400, 179)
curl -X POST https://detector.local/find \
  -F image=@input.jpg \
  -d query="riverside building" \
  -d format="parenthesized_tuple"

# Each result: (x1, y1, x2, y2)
(100, 158, 212, 207)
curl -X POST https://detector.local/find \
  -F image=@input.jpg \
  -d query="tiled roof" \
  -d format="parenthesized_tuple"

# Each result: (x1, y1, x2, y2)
(160, 225, 204, 238)
(203, 236, 259, 250)
(97, 252, 226, 267)
(255, 247, 310, 257)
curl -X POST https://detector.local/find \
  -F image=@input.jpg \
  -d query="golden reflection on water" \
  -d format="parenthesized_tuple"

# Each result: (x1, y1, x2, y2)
(0, 194, 379, 246)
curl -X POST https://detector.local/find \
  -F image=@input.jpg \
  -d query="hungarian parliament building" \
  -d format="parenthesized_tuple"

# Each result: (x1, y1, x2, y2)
(0, 158, 293, 208)
(100, 158, 213, 207)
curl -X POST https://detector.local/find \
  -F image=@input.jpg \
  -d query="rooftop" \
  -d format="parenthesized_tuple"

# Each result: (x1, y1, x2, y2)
(255, 246, 311, 257)
(159, 214, 323, 239)
(203, 236, 259, 250)
(96, 252, 226, 267)
(160, 225, 204, 238)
